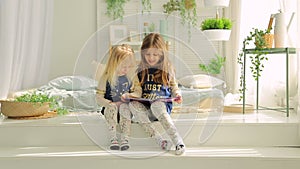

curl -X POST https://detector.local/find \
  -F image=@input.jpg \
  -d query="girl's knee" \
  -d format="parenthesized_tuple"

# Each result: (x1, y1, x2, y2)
(119, 103, 131, 119)
(104, 103, 118, 116)
(129, 101, 145, 112)
(150, 101, 167, 117)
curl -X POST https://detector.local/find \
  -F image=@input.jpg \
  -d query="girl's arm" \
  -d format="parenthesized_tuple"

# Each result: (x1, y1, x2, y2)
(169, 75, 182, 104)
(121, 75, 142, 102)
(96, 77, 112, 107)
(129, 75, 142, 98)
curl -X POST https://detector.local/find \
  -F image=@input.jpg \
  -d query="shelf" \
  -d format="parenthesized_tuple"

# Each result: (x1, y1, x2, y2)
(244, 48, 296, 54)
(241, 47, 296, 117)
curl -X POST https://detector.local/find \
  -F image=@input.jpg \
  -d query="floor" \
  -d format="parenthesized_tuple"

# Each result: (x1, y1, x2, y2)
(0, 107, 299, 125)
(1, 109, 300, 169)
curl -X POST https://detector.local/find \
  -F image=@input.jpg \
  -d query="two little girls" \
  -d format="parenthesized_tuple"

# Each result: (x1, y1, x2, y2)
(97, 33, 185, 155)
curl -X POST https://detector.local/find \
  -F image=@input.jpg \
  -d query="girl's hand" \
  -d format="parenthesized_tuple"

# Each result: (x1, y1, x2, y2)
(174, 94, 182, 104)
(110, 101, 123, 108)
(121, 93, 130, 102)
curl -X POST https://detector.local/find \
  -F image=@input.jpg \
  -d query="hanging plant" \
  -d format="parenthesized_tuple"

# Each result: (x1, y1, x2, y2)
(163, 0, 180, 14)
(142, 0, 152, 13)
(180, 0, 197, 26)
(163, 0, 198, 41)
(201, 17, 232, 41)
(105, 0, 129, 20)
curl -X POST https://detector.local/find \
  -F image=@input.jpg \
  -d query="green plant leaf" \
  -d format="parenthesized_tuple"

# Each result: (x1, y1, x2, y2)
(15, 92, 68, 116)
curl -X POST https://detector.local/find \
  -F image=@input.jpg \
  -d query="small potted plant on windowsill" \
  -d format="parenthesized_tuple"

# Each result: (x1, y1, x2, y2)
(201, 17, 232, 41)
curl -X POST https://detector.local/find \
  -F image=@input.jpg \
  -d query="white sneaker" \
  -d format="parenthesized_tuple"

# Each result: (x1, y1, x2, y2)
(120, 139, 130, 151)
(109, 138, 120, 150)
(175, 144, 185, 155)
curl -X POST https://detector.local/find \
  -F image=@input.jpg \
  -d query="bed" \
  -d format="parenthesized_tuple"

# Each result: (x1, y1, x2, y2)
(174, 74, 225, 113)
(7, 73, 225, 114)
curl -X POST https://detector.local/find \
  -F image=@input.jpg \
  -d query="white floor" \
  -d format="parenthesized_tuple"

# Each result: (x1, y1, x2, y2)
(1, 110, 300, 169)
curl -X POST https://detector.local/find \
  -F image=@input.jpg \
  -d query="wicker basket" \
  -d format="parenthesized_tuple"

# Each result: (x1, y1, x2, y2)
(0, 100, 49, 117)
(255, 34, 274, 48)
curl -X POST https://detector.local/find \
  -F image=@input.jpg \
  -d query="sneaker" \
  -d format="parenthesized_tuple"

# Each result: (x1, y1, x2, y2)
(160, 140, 168, 150)
(120, 140, 130, 151)
(109, 138, 120, 150)
(175, 144, 185, 155)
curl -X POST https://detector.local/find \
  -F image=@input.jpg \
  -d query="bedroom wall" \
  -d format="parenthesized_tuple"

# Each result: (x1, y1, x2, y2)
(49, 0, 97, 80)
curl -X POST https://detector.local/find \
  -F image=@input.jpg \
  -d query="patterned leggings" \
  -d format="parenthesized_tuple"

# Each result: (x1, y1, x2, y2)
(104, 103, 131, 141)
(129, 101, 184, 146)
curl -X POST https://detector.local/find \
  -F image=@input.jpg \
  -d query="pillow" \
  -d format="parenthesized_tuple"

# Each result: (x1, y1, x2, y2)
(48, 76, 98, 91)
(178, 74, 224, 89)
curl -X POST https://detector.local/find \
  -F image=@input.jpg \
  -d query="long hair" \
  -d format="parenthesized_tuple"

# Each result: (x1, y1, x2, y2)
(102, 44, 135, 88)
(138, 33, 174, 86)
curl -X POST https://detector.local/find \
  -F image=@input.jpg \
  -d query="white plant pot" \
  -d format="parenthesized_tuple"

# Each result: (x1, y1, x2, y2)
(204, 0, 230, 8)
(203, 29, 231, 41)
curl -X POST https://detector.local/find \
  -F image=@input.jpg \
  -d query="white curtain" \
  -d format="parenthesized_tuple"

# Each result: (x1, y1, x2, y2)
(237, 0, 297, 108)
(297, 1, 300, 131)
(0, 0, 53, 99)
(224, 0, 242, 93)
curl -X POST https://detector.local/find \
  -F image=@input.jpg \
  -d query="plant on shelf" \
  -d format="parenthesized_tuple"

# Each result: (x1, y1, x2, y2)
(237, 28, 273, 100)
(201, 17, 232, 41)
(15, 92, 68, 116)
(199, 55, 226, 75)
(105, 0, 129, 20)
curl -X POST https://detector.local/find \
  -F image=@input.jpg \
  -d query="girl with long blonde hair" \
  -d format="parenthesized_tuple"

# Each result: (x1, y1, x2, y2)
(97, 44, 141, 151)
(129, 33, 185, 155)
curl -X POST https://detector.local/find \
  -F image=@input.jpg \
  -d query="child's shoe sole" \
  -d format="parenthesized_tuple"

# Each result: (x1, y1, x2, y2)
(120, 140, 130, 151)
(175, 144, 185, 155)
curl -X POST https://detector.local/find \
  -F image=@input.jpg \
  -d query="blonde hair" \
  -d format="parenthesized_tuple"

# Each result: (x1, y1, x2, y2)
(102, 44, 135, 88)
(138, 33, 174, 86)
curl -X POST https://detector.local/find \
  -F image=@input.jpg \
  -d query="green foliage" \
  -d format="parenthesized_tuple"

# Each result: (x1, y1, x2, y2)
(148, 22, 155, 32)
(142, 0, 152, 13)
(237, 28, 270, 100)
(163, 0, 181, 14)
(201, 18, 232, 30)
(105, 0, 129, 20)
(179, 0, 198, 27)
(199, 55, 226, 74)
(15, 92, 68, 116)
(163, 0, 198, 41)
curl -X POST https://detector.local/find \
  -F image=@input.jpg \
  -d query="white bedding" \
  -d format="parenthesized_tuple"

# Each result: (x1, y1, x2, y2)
(9, 75, 224, 113)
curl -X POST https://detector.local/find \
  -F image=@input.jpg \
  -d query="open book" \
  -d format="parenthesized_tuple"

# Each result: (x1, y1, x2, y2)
(126, 96, 179, 103)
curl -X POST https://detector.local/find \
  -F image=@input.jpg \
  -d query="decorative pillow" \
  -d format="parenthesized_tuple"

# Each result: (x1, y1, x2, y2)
(178, 74, 224, 89)
(48, 76, 98, 91)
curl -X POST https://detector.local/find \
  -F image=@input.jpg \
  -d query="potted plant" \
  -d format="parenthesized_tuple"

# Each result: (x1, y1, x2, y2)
(199, 54, 226, 75)
(163, 0, 198, 40)
(0, 92, 68, 117)
(237, 28, 273, 99)
(204, 0, 230, 8)
(201, 17, 232, 41)
(163, 0, 198, 26)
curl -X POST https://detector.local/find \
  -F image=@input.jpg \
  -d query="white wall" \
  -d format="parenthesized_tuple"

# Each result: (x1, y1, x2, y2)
(49, 0, 97, 80)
